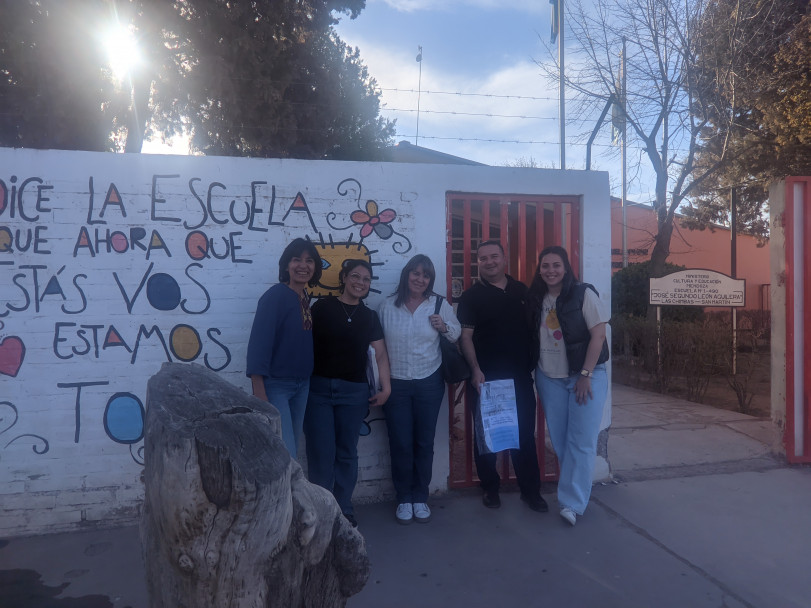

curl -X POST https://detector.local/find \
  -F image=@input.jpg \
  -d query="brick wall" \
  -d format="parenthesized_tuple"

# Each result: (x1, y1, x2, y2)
(0, 147, 611, 536)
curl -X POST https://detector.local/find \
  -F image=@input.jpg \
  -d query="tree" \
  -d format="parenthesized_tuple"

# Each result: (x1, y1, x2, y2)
(132, 0, 394, 159)
(680, 0, 811, 237)
(502, 156, 555, 168)
(541, 0, 726, 279)
(1, 0, 395, 160)
(0, 1, 129, 151)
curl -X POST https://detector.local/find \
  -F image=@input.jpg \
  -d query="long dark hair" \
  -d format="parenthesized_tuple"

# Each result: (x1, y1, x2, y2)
(392, 254, 436, 307)
(278, 238, 323, 287)
(527, 245, 578, 310)
(338, 258, 373, 296)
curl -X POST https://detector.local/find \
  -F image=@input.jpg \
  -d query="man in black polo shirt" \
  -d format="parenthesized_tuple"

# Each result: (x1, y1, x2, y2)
(457, 240, 546, 512)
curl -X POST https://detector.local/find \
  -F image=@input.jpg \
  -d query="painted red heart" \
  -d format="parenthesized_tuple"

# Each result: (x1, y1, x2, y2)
(0, 336, 25, 377)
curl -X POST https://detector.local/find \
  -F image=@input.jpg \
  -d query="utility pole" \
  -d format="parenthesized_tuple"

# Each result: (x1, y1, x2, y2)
(416, 46, 423, 147)
(558, 0, 565, 169)
(551, 0, 565, 169)
(731, 187, 738, 374)
(621, 37, 628, 267)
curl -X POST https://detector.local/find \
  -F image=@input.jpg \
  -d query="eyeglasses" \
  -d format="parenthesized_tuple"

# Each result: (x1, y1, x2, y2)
(347, 272, 372, 284)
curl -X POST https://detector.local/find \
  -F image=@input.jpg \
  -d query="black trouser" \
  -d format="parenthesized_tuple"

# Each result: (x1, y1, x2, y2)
(472, 372, 541, 496)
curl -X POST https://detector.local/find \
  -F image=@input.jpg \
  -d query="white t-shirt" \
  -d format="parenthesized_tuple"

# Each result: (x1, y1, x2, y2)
(537, 287, 609, 379)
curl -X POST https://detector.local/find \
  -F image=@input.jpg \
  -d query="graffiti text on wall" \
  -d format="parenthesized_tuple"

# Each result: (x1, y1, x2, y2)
(1, 171, 414, 462)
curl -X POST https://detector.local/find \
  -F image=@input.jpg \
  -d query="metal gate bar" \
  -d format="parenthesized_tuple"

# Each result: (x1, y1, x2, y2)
(784, 177, 811, 462)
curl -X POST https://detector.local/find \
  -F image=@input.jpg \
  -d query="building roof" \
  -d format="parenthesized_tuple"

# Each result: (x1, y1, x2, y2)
(384, 140, 486, 166)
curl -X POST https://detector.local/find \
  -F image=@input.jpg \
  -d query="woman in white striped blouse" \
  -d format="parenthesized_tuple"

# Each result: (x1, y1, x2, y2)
(377, 255, 461, 525)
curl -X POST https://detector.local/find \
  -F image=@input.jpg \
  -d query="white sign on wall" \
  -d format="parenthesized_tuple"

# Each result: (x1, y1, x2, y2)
(649, 269, 745, 307)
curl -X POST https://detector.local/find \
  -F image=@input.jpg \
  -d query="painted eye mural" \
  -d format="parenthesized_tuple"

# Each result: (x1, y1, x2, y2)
(310, 238, 376, 298)
(284, 179, 411, 298)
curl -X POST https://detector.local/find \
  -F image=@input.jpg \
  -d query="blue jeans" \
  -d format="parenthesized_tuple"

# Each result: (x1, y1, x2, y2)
(304, 375, 370, 515)
(263, 376, 310, 458)
(384, 368, 446, 503)
(535, 364, 608, 514)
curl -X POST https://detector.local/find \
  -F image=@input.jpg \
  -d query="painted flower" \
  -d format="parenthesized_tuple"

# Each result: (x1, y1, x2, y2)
(351, 200, 397, 239)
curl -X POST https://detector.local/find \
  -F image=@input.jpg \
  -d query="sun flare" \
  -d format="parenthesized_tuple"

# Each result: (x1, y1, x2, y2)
(102, 24, 140, 80)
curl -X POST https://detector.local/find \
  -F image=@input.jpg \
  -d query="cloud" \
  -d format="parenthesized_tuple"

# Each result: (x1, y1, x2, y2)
(349, 37, 562, 165)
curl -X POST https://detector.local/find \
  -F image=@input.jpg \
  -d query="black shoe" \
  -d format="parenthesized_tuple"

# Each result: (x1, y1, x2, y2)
(482, 490, 501, 509)
(521, 493, 549, 513)
(343, 512, 358, 527)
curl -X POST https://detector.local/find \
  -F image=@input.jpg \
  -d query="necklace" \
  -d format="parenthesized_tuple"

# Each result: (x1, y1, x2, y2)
(339, 300, 359, 323)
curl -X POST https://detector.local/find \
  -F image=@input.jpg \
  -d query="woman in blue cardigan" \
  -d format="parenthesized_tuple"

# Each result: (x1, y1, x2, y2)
(246, 238, 322, 458)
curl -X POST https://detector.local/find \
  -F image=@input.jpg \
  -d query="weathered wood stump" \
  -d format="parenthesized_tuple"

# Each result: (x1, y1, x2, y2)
(141, 363, 369, 608)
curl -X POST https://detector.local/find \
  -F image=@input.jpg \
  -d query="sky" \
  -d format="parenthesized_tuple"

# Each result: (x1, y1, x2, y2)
(335, 1, 562, 166)
(145, 0, 655, 204)
(332, 0, 652, 203)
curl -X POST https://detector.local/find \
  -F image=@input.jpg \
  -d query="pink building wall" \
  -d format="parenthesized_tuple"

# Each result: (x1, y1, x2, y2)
(610, 198, 770, 311)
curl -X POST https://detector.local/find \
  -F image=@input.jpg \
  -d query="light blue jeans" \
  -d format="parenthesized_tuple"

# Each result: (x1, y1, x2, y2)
(263, 376, 310, 458)
(535, 364, 607, 515)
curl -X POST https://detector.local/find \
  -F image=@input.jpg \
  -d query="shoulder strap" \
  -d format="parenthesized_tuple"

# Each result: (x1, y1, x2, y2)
(434, 295, 444, 315)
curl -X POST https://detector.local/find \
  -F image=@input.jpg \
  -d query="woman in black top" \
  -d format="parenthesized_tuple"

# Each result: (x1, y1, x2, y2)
(304, 259, 391, 527)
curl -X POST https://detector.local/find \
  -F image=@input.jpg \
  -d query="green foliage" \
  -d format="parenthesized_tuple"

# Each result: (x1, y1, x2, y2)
(1, 0, 394, 159)
(611, 261, 703, 322)
(612, 314, 729, 403)
(687, 0, 811, 236)
(613, 310, 769, 412)
(137, 0, 394, 159)
(0, 1, 129, 151)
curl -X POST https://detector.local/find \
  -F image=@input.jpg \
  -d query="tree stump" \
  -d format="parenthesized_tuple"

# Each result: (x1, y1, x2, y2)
(141, 363, 369, 608)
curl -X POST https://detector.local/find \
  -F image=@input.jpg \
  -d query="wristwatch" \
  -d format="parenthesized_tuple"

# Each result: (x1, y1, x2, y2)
(580, 369, 593, 378)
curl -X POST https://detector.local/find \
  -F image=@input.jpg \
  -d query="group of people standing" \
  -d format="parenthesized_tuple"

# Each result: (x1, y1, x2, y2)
(246, 239, 458, 527)
(246, 237, 609, 529)
(461, 240, 609, 526)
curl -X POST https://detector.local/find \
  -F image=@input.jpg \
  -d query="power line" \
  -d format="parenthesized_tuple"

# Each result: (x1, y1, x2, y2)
(395, 133, 649, 149)
(379, 88, 556, 102)
(381, 107, 557, 120)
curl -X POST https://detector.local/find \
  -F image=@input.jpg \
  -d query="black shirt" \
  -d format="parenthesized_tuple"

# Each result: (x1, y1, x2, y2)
(311, 296, 384, 383)
(456, 275, 534, 379)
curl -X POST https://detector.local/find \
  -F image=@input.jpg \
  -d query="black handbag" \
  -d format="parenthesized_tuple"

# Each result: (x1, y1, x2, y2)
(434, 296, 471, 384)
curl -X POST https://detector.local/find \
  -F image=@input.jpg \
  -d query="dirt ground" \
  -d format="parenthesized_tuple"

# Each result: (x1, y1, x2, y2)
(612, 351, 771, 418)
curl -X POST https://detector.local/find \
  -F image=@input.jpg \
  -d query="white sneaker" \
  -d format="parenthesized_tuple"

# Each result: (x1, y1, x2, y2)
(395, 502, 413, 525)
(412, 502, 431, 523)
(560, 507, 577, 526)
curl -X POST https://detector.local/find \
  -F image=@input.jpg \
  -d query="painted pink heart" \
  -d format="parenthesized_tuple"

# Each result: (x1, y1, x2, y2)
(0, 336, 25, 377)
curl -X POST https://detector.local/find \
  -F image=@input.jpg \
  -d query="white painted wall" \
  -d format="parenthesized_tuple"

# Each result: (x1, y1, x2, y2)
(0, 147, 610, 536)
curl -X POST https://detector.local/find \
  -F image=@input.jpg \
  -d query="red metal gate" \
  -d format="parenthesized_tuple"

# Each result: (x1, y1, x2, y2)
(445, 192, 582, 487)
